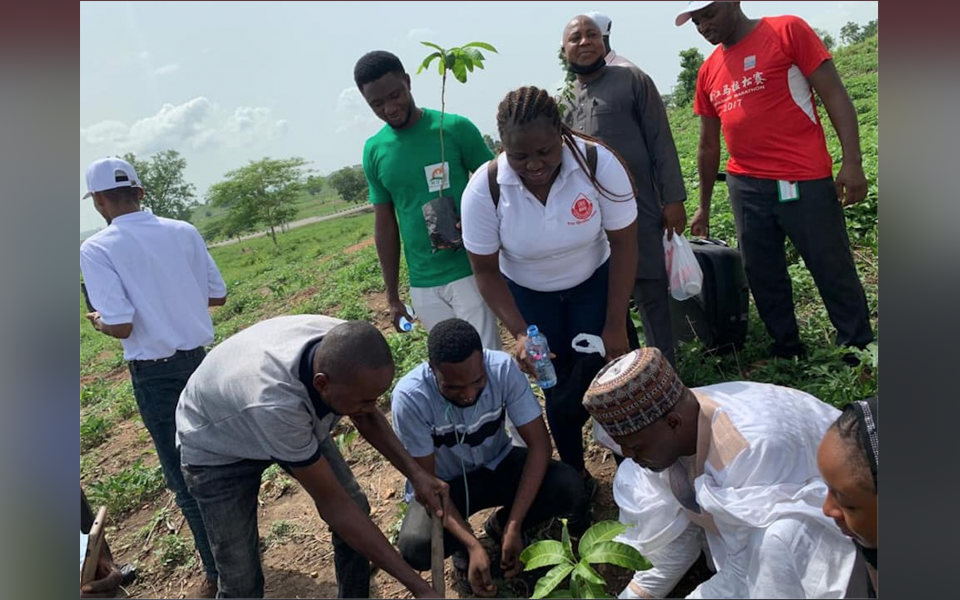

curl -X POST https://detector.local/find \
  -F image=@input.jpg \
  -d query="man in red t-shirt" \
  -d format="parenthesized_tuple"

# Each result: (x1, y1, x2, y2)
(677, 1, 873, 360)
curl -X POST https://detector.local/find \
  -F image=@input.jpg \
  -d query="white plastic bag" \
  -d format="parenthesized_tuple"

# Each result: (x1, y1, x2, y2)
(663, 232, 703, 301)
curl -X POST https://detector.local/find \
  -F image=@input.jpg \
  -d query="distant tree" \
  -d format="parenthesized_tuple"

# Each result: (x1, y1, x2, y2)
(327, 166, 368, 205)
(862, 19, 878, 39)
(121, 150, 197, 221)
(207, 157, 308, 246)
(674, 47, 705, 106)
(840, 21, 862, 46)
(305, 174, 325, 196)
(814, 27, 836, 51)
(200, 219, 224, 242)
(483, 134, 502, 155)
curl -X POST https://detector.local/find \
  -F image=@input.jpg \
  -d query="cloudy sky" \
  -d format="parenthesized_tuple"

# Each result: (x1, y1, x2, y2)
(80, 1, 878, 231)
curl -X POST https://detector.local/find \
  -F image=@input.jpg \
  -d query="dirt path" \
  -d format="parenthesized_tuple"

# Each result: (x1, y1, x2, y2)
(210, 205, 373, 247)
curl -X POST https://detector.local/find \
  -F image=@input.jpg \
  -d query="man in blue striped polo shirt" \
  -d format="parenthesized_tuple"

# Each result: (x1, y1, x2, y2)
(392, 319, 589, 596)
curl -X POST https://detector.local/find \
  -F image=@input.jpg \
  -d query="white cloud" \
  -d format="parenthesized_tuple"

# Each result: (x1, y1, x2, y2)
(337, 87, 365, 112)
(408, 27, 439, 41)
(152, 63, 180, 77)
(138, 50, 152, 60)
(225, 106, 288, 143)
(79, 120, 129, 146)
(80, 97, 288, 154)
(335, 87, 378, 134)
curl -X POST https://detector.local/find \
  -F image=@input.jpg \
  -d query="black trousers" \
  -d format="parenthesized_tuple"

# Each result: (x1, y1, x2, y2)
(727, 175, 873, 352)
(632, 277, 676, 366)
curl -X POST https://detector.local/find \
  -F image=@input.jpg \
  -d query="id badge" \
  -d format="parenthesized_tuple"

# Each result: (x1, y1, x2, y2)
(777, 180, 800, 202)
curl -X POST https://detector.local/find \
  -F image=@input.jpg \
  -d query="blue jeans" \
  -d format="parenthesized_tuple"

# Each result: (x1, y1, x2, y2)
(506, 261, 638, 472)
(182, 435, 371, 598)
(128, 347, 217, 580)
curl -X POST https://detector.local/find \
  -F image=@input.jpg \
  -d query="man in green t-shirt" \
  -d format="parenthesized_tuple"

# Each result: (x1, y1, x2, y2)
(355, 50, 501, 350)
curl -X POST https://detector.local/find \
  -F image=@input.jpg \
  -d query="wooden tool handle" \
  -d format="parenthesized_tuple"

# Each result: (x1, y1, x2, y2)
(430, 499, 445, 597)
(81, 506, 107, 586)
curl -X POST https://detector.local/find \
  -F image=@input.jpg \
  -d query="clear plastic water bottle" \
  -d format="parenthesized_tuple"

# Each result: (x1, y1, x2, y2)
(398, 304, 416, 332)
(525, 325, 557, 389)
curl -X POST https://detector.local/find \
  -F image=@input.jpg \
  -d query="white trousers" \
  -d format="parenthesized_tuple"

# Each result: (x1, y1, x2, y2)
(410, 275, 501, 350)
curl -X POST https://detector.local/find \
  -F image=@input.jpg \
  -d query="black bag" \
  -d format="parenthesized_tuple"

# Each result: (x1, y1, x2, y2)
(422, 194, 463, 252)
(669, 238, 749, 353)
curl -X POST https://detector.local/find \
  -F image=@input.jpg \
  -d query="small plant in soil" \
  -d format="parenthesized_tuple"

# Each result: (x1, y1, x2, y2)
(335, 427, 359, 456)
(80, 413, 112, 451)
(260, 463, 293, 501)
(86, 459, 165, 516)
(154, 533, 193, 570)
(387, 501, 409, 546)
(138, 506, 174, 542)
(519, 519, 649, 599)
(265, 519, 299, 548)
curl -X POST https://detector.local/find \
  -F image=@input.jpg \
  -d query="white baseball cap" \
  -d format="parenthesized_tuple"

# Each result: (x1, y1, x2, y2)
(584, 11, 612, 35)
(83, 157, 143, 199)
(675, 1, 716, 26)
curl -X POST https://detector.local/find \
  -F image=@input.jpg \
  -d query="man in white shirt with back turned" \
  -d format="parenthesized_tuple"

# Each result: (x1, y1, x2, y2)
(80, 156, 226, 598)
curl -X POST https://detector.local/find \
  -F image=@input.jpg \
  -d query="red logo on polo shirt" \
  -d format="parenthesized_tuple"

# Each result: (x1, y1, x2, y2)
(571, 194, 594, 221)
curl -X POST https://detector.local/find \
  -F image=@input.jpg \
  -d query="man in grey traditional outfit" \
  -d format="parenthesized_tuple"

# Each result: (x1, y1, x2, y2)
(560, 15, 687, 365)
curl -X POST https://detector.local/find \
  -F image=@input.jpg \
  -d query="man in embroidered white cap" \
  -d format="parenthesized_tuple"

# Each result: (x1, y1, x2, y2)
(583, 348, 858, 598)
(81, 156, 227, 597)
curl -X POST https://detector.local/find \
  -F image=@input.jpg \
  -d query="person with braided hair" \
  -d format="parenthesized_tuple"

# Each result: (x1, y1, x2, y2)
(818, 397, 878, 595)
(460, 85, 639, 492)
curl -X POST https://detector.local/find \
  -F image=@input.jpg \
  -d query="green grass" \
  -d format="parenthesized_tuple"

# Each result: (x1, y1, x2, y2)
(85, 459, 166, 516)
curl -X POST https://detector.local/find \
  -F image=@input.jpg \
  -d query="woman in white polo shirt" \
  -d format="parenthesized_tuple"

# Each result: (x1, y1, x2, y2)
(461, 86, 639, 487)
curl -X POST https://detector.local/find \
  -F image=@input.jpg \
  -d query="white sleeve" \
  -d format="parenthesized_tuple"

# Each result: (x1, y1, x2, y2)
(619, 523, 706, 599)
(460, 160, 502, 255)
(594, 146, 638, 232)
(80, 242, 135, 324)
(191, 226, 226, 298)
(685, 542, 748, 599)
(686, 525, 809, 599)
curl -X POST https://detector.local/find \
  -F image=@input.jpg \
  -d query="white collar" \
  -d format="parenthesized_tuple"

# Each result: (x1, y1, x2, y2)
(110, 210, 153, 225)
